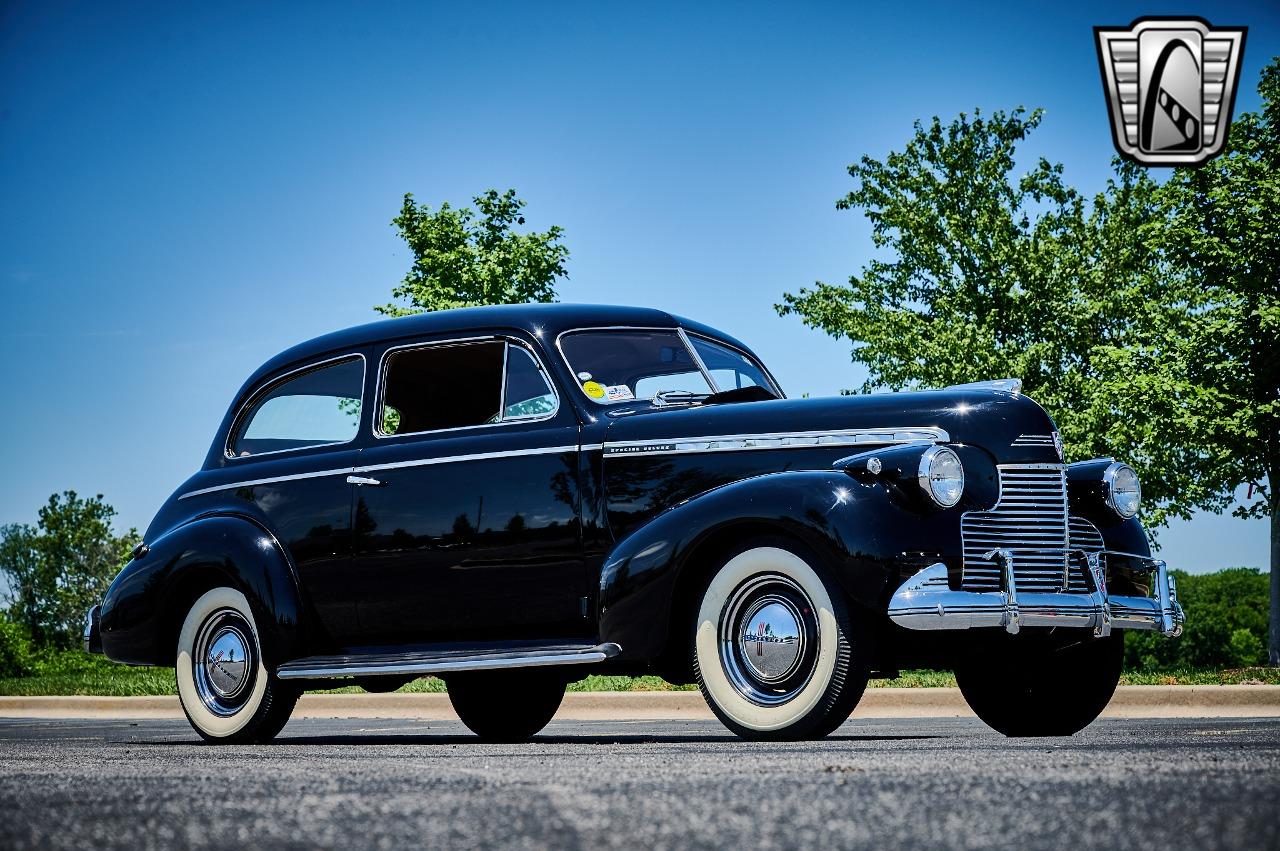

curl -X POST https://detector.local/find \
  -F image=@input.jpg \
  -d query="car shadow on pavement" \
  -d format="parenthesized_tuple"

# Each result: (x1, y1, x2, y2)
(121, 732, 944, 746)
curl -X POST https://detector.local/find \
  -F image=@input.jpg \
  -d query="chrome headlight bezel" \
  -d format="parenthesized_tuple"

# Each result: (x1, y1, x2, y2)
(1103, 461, 1141, 518)
(917, 446, 964, 508)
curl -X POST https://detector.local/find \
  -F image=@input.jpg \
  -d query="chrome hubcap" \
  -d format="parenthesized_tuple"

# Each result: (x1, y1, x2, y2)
(719, 574, 818, 706)
(735, 598, 804, 682)
(205, 626, 250, 699)
(192, 609, 257, 716)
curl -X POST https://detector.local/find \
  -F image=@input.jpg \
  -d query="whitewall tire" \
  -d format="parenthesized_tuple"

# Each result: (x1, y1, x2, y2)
(693, 543, 870, 740)
(175, 587, 299, 743)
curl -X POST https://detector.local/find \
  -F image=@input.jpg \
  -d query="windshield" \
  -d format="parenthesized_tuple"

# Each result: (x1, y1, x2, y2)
(559, 329, 780, 404)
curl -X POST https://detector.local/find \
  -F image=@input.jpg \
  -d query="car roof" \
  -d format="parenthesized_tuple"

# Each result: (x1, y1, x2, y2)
(247, 303, 752, 385)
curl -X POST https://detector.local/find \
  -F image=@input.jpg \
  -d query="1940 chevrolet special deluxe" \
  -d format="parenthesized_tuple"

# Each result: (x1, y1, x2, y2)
(86, 304, 1184, 743)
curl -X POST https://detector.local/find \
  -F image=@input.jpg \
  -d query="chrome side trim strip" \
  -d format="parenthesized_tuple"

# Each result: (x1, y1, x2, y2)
(180, 443, 582, 499)
(186, 428, 948, 498)
(276, 642, 622, 680)
(180, 465, 358, 499)
(602, 427, 949, 458)
(356, 443, 579, 475)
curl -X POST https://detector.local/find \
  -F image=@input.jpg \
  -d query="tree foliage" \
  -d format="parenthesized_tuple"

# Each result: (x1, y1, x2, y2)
(1092, 59, 1280, 528)
(0, 492, 139, 649)
(378, 188, 569, 315)
(778, 60, 1280, 661)
(1125, 569, 1270, 671)
(776, 107, 1173, 512)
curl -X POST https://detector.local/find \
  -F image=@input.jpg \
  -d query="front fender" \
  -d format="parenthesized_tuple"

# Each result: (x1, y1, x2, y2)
(598, 468, 967, 660)
(99, 514, 303, 666)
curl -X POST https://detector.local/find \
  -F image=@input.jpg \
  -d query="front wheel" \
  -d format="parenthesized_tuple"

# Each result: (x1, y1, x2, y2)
(446, 670, 566, 742)
(175, 587, 300, 744)
(693, 542, 871, 740)
(956, 632, 1124, 737)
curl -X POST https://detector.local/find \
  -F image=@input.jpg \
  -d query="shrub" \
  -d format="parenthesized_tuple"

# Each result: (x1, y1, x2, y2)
(0, 616, 34, 678)
(1124, 567, 1271, 672)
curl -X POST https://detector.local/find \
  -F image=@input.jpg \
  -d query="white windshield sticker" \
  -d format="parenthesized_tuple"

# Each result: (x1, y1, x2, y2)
(577, 371, 592, 380)
(604, 384, 635, 402)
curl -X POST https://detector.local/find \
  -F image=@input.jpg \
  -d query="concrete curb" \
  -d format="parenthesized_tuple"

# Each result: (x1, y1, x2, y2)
(1, 685, 1278, 720)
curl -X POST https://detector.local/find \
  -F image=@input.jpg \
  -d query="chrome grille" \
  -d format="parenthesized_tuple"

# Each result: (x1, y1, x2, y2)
(961, 465, 1070, 592)
(1066, 515, 1104, 594)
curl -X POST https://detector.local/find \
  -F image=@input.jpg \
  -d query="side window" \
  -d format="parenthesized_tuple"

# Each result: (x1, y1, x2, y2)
(380, 341, 506, 435)
(231, 357, 364, 457)
(503, 346, 557, 419)
(378, 339, 558, 437)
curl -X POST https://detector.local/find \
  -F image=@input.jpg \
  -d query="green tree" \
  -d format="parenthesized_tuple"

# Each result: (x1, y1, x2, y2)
(0, 492, 139, 649)
(776, 106, 1165, 487)
(778, 61, 1279, 663)
(378, 188, 569, 315)
(1098, 59, 1279, 664)
(1125, 568, 1270, 671)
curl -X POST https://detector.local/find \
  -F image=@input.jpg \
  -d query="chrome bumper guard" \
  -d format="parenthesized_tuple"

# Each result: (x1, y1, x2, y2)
(83, 604, 103, 654)
(887, 551, 1185, 637)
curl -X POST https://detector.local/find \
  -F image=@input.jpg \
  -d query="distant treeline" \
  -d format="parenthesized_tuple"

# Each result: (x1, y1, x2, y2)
(1125, 568, 1270, 671)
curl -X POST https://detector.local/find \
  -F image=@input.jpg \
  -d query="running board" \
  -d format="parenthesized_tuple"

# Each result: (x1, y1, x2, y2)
(276, 641, 622, 681)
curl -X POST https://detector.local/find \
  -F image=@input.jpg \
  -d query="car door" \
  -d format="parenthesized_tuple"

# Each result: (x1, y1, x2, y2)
(349, 333, 587, 645)
(220, 353, 365, 645)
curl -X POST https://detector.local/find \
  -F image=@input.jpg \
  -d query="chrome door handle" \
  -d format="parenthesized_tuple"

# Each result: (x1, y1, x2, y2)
(346, 476, 384, 487)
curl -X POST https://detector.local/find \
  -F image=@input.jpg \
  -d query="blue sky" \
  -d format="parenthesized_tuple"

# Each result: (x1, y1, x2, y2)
(1, 1, 1275, 572)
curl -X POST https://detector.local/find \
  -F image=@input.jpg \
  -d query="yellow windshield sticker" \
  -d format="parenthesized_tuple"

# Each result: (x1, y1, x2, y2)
(583, 381, 606, 399)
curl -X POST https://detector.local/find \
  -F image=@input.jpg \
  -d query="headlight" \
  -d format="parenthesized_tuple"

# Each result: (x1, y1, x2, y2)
(918, 446, 964, 508)
(1104, 462, 1141, 518)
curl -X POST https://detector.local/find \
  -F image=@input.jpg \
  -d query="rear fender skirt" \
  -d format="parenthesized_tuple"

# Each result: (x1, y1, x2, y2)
(99, 514, 303, 667)
(597, 469, 961, 660)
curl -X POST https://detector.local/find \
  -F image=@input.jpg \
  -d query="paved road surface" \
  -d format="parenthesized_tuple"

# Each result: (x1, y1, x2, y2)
(1, 716, 1276, 850)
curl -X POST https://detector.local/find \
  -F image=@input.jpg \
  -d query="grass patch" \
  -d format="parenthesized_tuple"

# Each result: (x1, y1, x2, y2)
(871, 670, 958, 688)
(0, 667, 177, 696)
(1117, 667, 1280, 686)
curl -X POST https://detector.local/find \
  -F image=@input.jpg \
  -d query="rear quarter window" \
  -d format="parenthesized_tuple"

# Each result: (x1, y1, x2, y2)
(230, 356, 365, 457)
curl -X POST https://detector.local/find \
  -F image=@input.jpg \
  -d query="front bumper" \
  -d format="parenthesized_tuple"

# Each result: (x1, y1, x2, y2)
(887, 551, 1184, 637)
(83, 605, 103, 654)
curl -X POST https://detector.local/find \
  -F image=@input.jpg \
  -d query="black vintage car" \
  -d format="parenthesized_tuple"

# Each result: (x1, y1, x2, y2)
(87, 304, 1184, 742)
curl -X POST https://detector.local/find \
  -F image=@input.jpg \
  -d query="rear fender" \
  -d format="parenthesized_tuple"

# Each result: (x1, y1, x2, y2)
(99, 514, 303, 666)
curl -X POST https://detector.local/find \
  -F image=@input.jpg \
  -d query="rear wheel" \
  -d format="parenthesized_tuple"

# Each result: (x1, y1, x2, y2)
(956, 632, 1124, 737)
(446, 670, 566, 742)
(692, 542, 870, 740)
(175, 587, 300, 744)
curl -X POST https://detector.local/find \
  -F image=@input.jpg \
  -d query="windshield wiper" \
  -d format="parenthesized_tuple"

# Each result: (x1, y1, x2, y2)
(652, 390, 710, 407)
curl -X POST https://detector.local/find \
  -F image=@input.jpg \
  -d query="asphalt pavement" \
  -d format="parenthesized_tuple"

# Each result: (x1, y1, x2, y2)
(1, 716, 1277, 850)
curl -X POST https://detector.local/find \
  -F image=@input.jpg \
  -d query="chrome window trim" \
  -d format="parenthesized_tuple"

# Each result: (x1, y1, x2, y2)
(371, 334, 561, 440)
(601, 427, 949, 458)
(682, 330, 786, 399)
(182, 442, 582, 500)
(676, 327, 718, 392)
(223, 353, 368, 462)
(555, 325, 784, 405)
